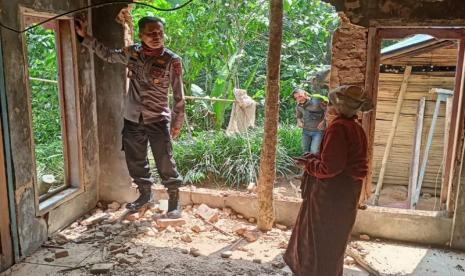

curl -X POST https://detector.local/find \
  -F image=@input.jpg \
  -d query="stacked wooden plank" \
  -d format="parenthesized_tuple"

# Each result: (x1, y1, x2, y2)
(372, 73, 455, 190)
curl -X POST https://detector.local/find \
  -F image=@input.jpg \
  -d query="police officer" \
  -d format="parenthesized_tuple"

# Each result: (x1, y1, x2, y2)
(75, 16, 184, 218)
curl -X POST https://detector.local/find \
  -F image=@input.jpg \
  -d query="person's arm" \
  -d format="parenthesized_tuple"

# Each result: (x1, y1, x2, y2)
(296, 106, 303, 128)
(81, 36, 131, 64)
(317, 119, 326, 130)
(169, 58, 185, 138)
(318, 106, 327, 130)
(305, 124, 348, 178)
(75, 18, 130, 64)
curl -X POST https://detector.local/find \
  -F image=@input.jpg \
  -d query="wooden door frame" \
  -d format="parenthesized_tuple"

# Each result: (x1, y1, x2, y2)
(0, 33, 14, 271)
(363, 27, 465, 213)
(0, 118, 13, 271)
(0, 24, 20, 269)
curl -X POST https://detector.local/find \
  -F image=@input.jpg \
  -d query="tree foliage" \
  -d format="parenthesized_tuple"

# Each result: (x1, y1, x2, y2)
(26, 25, 65, 183)
(132, 0, 338, 128)
(25, 1, 338, 187)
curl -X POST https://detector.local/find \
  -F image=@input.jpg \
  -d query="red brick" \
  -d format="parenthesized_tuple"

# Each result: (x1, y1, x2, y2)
(155, 218, 186, 228)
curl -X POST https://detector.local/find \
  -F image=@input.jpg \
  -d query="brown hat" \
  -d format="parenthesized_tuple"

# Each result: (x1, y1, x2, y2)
(329, 85, 373, 112)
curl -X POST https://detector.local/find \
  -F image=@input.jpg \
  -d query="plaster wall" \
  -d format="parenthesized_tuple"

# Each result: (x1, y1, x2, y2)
(0, 0, 99, 258)
(91, 0, 137, 204)
(174, 188, 453, 247)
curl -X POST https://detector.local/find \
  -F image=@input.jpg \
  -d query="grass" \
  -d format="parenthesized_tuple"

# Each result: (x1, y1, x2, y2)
(168, 125, 302, 188)
(35, 124, 303, 190)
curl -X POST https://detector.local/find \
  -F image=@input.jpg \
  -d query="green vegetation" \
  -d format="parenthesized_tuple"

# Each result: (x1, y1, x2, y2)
(26, 26, 65, 185)
(133, 0, 338, 127)
(171, 125, 301, 188)
(27, 0, 338, 189)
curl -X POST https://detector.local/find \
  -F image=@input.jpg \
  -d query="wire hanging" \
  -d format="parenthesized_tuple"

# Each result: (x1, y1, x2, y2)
(0, 0, 194, 34)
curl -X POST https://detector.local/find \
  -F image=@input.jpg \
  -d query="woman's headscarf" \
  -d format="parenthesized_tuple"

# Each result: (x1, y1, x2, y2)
(328, 85, 373, 118)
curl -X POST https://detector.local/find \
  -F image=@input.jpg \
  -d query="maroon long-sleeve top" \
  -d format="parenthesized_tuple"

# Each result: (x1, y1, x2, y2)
(284, 115, 369, 276)
(305, 116, 368, 181)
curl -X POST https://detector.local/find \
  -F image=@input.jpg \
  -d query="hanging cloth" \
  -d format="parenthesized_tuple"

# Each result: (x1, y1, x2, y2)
(226, 88, 256, 135)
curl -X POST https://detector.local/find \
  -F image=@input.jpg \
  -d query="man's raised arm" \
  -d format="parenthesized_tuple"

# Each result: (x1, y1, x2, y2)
(75, 17, 131, 65)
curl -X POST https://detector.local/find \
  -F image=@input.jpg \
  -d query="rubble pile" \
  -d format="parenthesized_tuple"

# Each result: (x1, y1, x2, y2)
(43, 201, 292, 275)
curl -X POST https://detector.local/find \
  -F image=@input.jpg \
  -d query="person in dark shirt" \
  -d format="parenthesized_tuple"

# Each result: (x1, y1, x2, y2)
(293, 88, 326, 154)
(75, 16, 184, 218)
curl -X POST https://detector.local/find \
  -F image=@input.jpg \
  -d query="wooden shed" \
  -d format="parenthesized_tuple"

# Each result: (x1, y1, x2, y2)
(372, 34, 458, 207)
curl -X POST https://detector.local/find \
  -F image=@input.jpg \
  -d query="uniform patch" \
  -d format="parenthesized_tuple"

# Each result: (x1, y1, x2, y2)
(173, 60, 182, 76)
(151, 67, 165, 78)
(130, 51, 139, 58)
(124, 46, 139, 59)
(157, 59, 166, 64)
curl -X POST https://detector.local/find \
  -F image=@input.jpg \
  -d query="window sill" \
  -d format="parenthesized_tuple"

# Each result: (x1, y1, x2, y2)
(38, 187, 83, 216)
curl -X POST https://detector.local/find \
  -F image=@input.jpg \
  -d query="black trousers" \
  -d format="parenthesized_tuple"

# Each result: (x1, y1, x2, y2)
(122, 118, 182, 190)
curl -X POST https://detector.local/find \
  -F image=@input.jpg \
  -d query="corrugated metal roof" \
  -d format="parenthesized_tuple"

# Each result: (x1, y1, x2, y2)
(381, 34, 435, 54)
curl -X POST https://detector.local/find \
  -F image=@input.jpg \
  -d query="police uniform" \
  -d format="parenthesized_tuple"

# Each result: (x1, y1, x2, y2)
(81, 35, 184, 209)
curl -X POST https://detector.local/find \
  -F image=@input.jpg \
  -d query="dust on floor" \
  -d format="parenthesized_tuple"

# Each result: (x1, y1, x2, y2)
(2, 202, 465, 276)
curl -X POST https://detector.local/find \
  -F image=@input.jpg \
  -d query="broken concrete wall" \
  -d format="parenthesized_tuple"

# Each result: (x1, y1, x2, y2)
(324, 0, 465, 27)
(0, 0, 99, 258)
(90, 0, 136, 204)
(329, 14, 367, 90)
(173, 187, 453, 247)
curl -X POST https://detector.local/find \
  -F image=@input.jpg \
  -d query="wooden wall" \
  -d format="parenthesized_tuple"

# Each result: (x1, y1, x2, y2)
(382, 43, 458, 66)
(372, 72, 455, 190)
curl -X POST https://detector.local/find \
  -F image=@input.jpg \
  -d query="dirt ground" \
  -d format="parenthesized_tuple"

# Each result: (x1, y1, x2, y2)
(275, 176, 441, 211)
(370, 184, 441, 211)
(3, 202, 465, 276)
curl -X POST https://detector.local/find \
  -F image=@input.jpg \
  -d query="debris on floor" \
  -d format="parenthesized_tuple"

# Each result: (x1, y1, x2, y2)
(8, 203, 293, 275)
(4, 202, 465, 276)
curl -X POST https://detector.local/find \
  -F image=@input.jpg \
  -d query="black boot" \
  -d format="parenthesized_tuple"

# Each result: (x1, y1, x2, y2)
(166, 188, 182, 219)
(126, 185, 153, 212)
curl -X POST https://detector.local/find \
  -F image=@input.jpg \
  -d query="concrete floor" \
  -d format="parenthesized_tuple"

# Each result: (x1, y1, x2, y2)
(353, 240, 465, 276)
(1, 201, 464, 276)
(2, 239, 465, 275)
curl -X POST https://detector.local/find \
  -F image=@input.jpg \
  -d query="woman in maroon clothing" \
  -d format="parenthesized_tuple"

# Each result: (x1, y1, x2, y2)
(284, 85, 373, 276)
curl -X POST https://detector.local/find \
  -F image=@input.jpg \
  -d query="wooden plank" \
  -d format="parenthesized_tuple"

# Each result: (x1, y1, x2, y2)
(55, 19, 71, 191)
(441, 96, 453, 205)
(375, 100, 447, 116)
(450, 127, 465, 249)
(446, 38, 465, 213)
(381, 39, 443, 61)
(0, 118, 13, 270)
(375, 118, 446, 146)
(408, 97, 425, 208)
(362, 27, 381, 204)
(372, 148, 445, 189)
(414, 92, 447, 208)
(373, 66, 412, 205)
(346, 246, 381, 276)
(382, 40, 457, 66)
(379, 28, 465, 40)
(0, 23, 20, 264)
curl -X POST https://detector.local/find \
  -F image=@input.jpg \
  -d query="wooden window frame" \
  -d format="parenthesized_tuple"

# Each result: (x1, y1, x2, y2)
(363, 27, 465, 214)
(20, 8, 84, 216)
